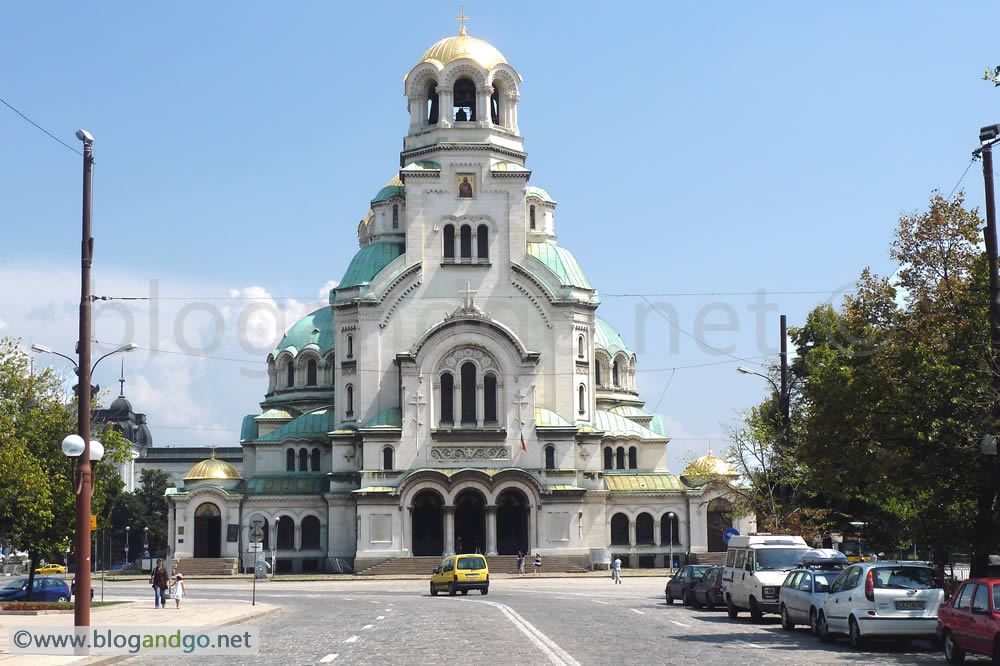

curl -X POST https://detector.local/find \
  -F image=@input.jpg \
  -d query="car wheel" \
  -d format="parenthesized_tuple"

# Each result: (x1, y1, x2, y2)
(726, 595, 739, 619)
(682, 589, 692, 606)
(430, 582, 438, 597)
(749, 597, 763, 624)
(809, 608, 819, 636)
(480, 587, 488, 595)
(665, 590, 674, 605)
(780, 604, 794, 630)
(448, 583, 456, 596)
(460, 589, 468, 595)
(57, 595, 69, 603)
(943, 630, 965, 664)
(818, 612, 834, 643)
(848, 617, 866, 650)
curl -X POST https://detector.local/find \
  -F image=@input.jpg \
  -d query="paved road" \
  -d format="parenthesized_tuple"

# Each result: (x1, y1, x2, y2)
(107, 577, 983, 665)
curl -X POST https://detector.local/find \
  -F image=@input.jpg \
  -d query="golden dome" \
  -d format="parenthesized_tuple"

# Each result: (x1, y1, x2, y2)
(184, 448, 242, 481)
(684, 443, 738, 478)
(418, 29, 506, 71)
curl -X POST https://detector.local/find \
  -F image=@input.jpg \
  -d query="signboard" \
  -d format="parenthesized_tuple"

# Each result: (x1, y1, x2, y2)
(723, 528, 740, 544)
(90, 515, 97, 531)
(247, 542, 263, 552)
(250, 528, 264, 544)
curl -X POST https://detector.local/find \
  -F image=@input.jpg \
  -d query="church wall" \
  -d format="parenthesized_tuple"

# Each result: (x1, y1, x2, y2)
(326, 493, 357, 564)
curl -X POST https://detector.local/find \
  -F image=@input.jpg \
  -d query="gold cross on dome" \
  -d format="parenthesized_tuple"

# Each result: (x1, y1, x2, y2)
(455, 6, 469, 36)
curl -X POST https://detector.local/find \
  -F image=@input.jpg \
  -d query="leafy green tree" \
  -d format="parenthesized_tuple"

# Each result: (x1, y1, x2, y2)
(985, 66, 1000, 87)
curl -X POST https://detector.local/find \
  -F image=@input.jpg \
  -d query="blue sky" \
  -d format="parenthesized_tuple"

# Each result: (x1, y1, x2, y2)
(3, 2, 998, 472)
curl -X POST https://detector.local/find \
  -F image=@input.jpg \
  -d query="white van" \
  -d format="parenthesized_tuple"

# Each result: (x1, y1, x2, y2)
(723, 533, 810, 623)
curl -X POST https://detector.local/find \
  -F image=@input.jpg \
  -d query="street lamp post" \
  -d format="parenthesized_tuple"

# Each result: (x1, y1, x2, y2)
(251, 519, 263, 606)
(124, 526, 130, 567)
(667, 512, 675, 573)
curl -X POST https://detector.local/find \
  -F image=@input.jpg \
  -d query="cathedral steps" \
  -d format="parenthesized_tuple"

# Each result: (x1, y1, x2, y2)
(689, 552, 728, 566)
(172, 557, 239, 576)
(357, 555, 588, 576)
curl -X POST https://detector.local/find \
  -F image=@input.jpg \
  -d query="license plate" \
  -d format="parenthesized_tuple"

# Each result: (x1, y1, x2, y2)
(895, 601, 924, 610)
(466, 574, 478, 578)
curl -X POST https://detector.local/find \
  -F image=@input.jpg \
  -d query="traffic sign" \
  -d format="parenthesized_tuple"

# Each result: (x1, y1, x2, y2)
(723, 528, 740, 544)
(90, 515, 97, 531)
(250, 528, 264, 543)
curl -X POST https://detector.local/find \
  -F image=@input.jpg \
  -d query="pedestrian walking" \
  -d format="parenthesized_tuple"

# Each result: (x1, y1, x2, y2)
(612, 556, 622, 584)
(171, 573, 186, 609)
(516, 551, 525, 575)
(456, 536, 463, 554)
(533, 553, 542, 574)
(150, 559, 169, 608)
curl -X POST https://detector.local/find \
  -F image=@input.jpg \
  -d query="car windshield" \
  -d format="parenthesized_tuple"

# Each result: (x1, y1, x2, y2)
(457, 557, 486, 570)
(755, 548, 807, 571)
(872, 566, 936, 590)
(1, 578, 27, 590)
(813, 572, 840, 592)
(691, 566, 710, 578)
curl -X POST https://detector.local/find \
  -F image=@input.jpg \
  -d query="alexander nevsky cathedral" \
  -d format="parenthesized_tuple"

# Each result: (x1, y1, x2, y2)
(166, 22, 753, 574)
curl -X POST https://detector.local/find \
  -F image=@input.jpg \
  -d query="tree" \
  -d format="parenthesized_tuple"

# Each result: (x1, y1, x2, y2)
(985, 66, 1000, 87)
(108, 469, 174, 562)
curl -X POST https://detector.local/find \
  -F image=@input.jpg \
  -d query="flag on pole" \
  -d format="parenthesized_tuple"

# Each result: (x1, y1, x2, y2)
(520, 430, 527, 452)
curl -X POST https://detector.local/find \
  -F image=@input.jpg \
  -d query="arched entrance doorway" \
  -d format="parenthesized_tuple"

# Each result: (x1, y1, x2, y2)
(454, 489, 485, 554)
(193, 502, 221, 558)
(411, 490, 444, 556)
(496, 488, 529, 555)
(707, 498, 733, 552)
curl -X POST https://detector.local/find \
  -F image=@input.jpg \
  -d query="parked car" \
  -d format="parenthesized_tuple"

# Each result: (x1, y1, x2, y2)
(937, 577, 1000, 663)
(724, 533, 811, 622)
(692, 566, 725, 610)
(34, 563, 67, 575)
(778, 549, 848, 634)
(429, 554, 489, 596)
(665, 564, 711, 606)
(0, 576, 71, 602)
(817, 561, 944, 649)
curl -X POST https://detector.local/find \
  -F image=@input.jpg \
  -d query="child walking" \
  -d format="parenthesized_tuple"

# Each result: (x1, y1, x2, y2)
(171, 573, 186, 609)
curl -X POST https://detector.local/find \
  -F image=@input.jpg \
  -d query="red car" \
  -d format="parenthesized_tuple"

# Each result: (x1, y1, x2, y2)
(937, 577, 1000, 663)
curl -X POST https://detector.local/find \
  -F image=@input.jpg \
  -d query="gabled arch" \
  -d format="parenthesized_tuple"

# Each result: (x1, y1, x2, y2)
(413, 317, 534, 362)
(440, 62, 488, 89)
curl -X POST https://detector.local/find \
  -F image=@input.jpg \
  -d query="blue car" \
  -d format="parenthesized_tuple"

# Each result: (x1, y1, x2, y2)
(0, 576, 72, 602)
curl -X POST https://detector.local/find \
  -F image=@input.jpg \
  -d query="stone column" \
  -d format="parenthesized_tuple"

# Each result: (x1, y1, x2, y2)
(294, 522, 302, 552)
(528, 506, 537, 554)
(402, 506, 411, 554)
(453, 382, 461, 425)
(629, 520, 636, 546)
(408, 98, 421, 133)
(485, 505, 498, 556)
(478, 86, 493, 127)
(438, 89, 453, 128)
(443, 505, 456, 556)
(654, 520, 662, 546)
(476, 381, 484, 427)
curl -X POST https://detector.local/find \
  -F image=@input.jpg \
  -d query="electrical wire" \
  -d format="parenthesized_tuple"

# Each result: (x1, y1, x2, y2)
(0, 96, 82, 156)
(947, 157, 977, 201)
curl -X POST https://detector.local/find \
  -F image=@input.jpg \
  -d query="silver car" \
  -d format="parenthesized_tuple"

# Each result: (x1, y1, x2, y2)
(779, 567, 844, 634)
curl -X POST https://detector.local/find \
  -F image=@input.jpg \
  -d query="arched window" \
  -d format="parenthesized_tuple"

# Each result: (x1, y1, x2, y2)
(301, 515, 321, 550)
(460, 362, 476, 425)
(545, 444, 555, 470)
(529, 205, 536, 230)
(490, 86, 500, 124)
(613, 360, 621, 387)
(392, 204, 399, 229)
(616, 446, 625, 470)
(346, 385, 354, 416)
(286, 449, 295, 472)
(603, 446, 613, 469)
(440, 373, 454, 423)
(276, 516, 294, 549)
(306, 359, 317, 386)
(443, 224, 455, 259)
(661, 513, 680, 544)
(298, 448, 308, 472)
(460, 225, 472, 259)
(611, 513, 630, 545)
(484, 374, 497, 423)
(383, 446, 394, 471)
(595, 362, 602, 386)
(636, 513, 654, 545)
(578, 384, 586, 414)
(426, 82, 439, 125)
(347, 335, 353, 358)
(578, 335, 585, 358)
(628, 446, 637, 470)
(453, 78, 476, 121)
(311, 447, 320, 471)
(477, 224, 488, 259)
(286, 362, 294, 388)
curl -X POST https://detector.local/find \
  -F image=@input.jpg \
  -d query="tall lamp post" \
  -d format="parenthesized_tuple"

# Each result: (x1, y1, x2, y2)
(667, 511, 675, 573)
(124, 526, 130, 567)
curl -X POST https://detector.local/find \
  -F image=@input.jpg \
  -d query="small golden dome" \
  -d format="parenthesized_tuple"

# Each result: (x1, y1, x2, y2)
(684, 443, 737, 477)
(184, 448, 242, 481)
(418, 30, 506, 71)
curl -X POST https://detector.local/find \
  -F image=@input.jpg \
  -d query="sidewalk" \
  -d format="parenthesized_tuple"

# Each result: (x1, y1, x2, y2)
(0, 600, 280, 666)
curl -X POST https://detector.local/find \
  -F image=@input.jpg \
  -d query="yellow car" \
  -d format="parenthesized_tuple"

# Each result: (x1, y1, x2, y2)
(430, 554, 489, 596)
(35, 564, 67, 574)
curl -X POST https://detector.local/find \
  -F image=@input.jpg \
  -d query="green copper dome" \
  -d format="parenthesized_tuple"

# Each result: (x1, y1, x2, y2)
(335, 242, 405, 296)
(273, 307, 335, 357)
(526, 186, 556, 204)
(526, 241, 593, 290)
(594, 316, 632, 358)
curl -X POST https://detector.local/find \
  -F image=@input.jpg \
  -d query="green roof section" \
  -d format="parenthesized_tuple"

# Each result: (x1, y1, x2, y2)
(256, 407, 300, 421)
(274, 307, 335, 357)
(257, 407, 336, 442)
(335, 242, 405, 295)
(592, 410, 665, 440)
(526, 241, 593, 290)
(594, 316, 632, 358)
(534, 407, 573, 428)
(364, 407, 402, 429)
(371, 185, 405, 204)
(608, 405, 665, 436)
(648, 413, 665, 436)
(245, 475, 328, 495)
(605, 474, 688, 492)
(240, 414, 258, 442)
(402, 160, 440, 171)
(526, 185, 556, 204)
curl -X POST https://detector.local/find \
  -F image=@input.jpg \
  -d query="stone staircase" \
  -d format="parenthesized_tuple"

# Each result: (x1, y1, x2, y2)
(358, 555, 588, 576)
(172, 557, 239, 576)
(689, 552, 728, 566)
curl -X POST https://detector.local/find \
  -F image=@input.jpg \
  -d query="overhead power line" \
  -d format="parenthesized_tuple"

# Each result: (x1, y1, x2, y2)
(0, 96, 82, 156)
